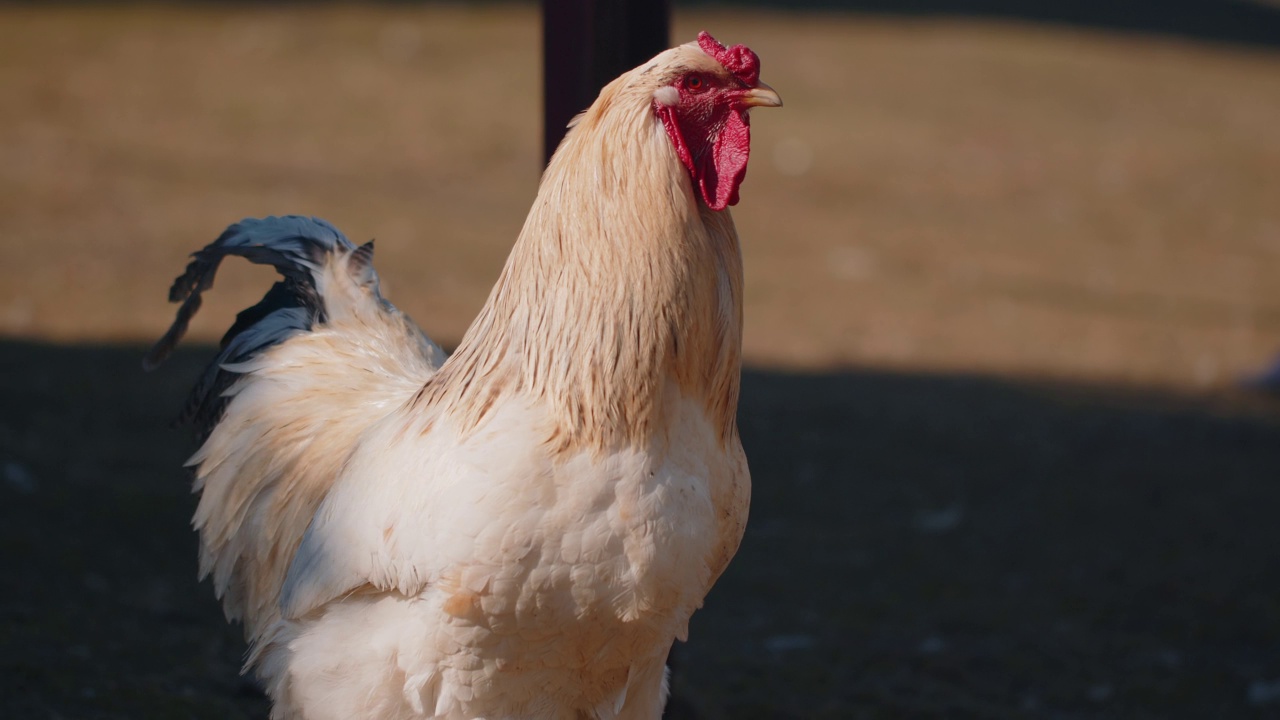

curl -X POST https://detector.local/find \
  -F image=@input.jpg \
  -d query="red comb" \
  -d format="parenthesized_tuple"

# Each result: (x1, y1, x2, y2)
(697, 31, 760, 87)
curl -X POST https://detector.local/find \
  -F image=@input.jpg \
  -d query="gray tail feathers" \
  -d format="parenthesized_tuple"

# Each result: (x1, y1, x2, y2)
(144, 215, 375, 433)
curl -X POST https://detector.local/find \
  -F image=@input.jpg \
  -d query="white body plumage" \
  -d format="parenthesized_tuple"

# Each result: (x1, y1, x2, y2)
(264, 388, 742, 719)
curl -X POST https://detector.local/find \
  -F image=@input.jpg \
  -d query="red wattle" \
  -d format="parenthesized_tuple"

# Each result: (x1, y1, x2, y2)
(704, 109, 750, 211)
(656, 104, 694, 179)
(658, 102, 751, 211)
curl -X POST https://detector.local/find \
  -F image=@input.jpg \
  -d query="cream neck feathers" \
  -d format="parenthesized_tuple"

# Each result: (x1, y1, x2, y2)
(417, 55, 744, 455)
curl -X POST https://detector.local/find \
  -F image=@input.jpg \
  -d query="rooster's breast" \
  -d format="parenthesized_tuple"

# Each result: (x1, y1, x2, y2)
(434, 391, 746, 711)
(449, 394, 741, 629)
(275, 390, 748, 719)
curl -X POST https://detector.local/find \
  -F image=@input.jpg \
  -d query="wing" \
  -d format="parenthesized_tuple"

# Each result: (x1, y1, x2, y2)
(147, 216, 444, 647)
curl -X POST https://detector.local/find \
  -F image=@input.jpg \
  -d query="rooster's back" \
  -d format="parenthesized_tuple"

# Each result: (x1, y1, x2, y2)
(146, 216, 444, 649)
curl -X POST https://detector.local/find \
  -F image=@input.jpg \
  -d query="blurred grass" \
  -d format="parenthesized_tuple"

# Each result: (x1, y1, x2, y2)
(1, 3, 1279, 386)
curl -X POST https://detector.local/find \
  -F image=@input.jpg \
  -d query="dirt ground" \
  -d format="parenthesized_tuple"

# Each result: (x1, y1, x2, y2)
(2, 3, 1280, 719)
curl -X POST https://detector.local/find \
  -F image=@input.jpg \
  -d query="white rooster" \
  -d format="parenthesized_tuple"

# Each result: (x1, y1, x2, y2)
(146, 32, 781, 719)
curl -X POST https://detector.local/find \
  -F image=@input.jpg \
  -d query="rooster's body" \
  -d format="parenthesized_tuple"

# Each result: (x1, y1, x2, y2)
(148, 33, 780, 719)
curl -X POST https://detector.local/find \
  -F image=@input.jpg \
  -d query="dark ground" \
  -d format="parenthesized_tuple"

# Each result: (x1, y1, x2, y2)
(3, 339, 1278, 719)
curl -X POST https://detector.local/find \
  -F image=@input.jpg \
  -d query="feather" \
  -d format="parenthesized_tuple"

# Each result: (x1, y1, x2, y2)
(145, 215, 347, 370)
(148, 214, 443, 649)
(152, 32, 774, 720)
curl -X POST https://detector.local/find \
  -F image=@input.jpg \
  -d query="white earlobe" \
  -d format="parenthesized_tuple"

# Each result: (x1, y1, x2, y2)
(653, 86, 679, 107)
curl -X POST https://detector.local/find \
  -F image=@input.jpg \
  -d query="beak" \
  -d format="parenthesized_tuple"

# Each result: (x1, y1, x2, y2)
(739, 81, 783, 108)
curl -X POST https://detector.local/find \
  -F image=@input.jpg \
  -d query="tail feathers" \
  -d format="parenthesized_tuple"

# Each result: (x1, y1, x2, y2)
(144, 215, 379, 434)
(184, 304, 312, 433)
(147, 216, 441, 647)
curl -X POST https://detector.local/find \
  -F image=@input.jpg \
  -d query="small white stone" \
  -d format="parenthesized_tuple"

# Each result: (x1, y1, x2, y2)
(3, 462, 36, 494)
(913, 504, 964, 534)
(917, 635, 945, 655)
(763, 634, 815, 653)
(1249, 679, 1280, 706)
(1087, 684, 1113, 703)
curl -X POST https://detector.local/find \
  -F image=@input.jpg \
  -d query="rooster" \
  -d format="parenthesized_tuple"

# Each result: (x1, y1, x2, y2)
(146, 32, 780, 719)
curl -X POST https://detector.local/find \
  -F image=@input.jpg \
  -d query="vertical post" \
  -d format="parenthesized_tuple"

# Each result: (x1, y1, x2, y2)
(542, 0, 671, 166)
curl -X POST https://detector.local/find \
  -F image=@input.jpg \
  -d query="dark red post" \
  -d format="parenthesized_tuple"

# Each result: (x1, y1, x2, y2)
(542, 0, 671, 165)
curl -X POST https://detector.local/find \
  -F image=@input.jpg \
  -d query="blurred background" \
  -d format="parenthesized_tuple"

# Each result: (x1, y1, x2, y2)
(2, 1, 1279, 718)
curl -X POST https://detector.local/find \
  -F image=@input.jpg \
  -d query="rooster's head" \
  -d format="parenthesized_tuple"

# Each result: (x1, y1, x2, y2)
(652, 31, 782, 211)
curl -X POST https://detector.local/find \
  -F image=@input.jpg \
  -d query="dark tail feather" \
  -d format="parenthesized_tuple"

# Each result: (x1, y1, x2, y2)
(144, 215, 353, 371)
(145, 215, 362, 434)
(179, 292, 310, 432)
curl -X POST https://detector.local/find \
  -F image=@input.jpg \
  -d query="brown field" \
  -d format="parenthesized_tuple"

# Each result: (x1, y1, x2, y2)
(2, 3, 1280, 718)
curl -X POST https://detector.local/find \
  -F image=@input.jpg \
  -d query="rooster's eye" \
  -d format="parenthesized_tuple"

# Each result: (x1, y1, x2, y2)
(684, 74, 707, 92)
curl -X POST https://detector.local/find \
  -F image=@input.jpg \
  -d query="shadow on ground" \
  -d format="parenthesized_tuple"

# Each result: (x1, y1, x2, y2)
(2, 339, 1278, 719)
